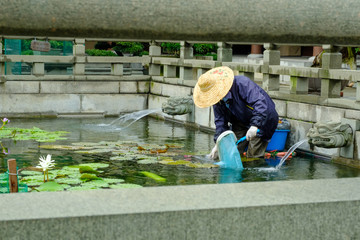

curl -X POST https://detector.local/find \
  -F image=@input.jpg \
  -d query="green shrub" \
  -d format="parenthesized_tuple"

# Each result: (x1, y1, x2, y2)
(160, 43, 217, 57)
(21, 50, 34, 55)
(113, 42, 144, 56)
(161, 42, 180, 56)
(85, 49, 117, 56)
(193, 43, 217, 55)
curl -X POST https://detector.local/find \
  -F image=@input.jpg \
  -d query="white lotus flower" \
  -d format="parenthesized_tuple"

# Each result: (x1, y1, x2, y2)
(36, 154, 55, 172)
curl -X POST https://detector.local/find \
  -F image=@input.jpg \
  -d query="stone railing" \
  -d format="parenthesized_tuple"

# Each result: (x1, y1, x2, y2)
(149, 42, 360, 111)
(1, 37, 360, 111)
(0, 38, 151, 82)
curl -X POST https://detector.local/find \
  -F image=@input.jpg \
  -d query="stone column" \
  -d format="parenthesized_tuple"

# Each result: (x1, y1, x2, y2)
(262, 43, 280, 91)
(73, 38, 86, 75)
(164, 65, 177, 78)
(112, 63, 123, 76)
(179, 41, 194, 82)
(321, 45, 342, 98)
(217, 42, 232, 62)
(149, 41, 161, 76)
(32, 63, 45, 76)
(290, 76, 308, 94)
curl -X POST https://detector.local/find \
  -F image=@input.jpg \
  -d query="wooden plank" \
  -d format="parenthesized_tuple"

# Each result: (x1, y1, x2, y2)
(7, 159, 18, 193)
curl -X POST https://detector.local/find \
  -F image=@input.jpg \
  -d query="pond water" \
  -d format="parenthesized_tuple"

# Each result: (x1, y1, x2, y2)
(1, 117, 360, 192)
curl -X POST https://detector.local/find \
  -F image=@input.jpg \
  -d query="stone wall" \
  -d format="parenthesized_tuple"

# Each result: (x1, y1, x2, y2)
(149, 80, 360, 162)
(0, 76, 150, 117)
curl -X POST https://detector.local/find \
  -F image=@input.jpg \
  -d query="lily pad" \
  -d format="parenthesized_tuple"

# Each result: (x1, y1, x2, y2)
(66, 185, 99, 191)
(20, 170, 43, 176)
(137, 159, 158, 164)
(20, 179, 44, 187)
(140, 171, 166, 182)
(40, 145, 93, 150)
(36, 181, 65, 192)
(79, 163, 109, 169)
(102, 178, 125, 184)
(110, 156, 133, 161)
(79, 166, 99, 174)
(71, 142, 101, 147)
(75, 148, 113, 154)
(0, 127, 68, 142)
(81, 180, 109, 188)
(21, 174, 47, 182)
(80, 174, 102, 182)
(55, 178, 83, 185)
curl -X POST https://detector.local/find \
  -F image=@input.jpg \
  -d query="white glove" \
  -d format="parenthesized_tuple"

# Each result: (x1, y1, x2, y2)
(246, 126, 258, 141)
(209, 145, 218, 160)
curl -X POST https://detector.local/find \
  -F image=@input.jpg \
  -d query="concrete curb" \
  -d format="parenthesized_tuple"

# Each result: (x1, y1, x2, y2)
(1, 177, 360, 239)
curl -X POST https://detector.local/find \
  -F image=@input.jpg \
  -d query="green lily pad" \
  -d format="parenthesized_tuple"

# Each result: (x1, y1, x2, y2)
(40, 145, 93, 150)
(109, 183, 143, 189)
(36, 181, 65, 192)
(80, 174, 102, 182)
(140, 171, 166, 182)
(71, 142, 101, 146)
(137, 159, 158, 164)
(55, 178, 83, 185)
(110, 156, 132, 161)
(79, 163, 109, 169)
(66, 185, 98, 191)
(0, 127, 68, 142)
(79, 166, 99, 174)
(20, 170, 43, 176)
(21, 174, 47, 182)
(20, 179, 44, 187)
(102, 178, 125, 184)
(75, 148, 113, 154)
(81, 180, 109, 188)
(185, 163, 218, 168)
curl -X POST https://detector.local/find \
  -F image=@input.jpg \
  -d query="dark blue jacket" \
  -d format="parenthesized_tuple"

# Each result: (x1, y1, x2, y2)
(213, 75, 278, 142)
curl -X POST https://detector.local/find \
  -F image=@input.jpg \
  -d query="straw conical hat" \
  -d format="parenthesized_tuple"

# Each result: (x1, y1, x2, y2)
(193, 66, 234, 108)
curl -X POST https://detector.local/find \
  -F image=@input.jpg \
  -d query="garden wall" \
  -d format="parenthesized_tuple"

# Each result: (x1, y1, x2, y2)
(149, 79, 360, 164)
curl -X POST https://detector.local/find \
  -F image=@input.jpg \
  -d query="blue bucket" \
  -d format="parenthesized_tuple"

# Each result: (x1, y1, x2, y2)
(266, 129, 290, 151)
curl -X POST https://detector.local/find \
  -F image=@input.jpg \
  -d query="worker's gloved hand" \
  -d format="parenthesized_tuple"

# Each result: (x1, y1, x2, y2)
(209, 145, 218, 160)
(246, 126, 258, 141)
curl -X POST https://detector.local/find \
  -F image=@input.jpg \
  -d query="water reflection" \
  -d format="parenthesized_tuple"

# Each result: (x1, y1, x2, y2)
(0, 117, 359, 187)
(219, 168, 243, 183)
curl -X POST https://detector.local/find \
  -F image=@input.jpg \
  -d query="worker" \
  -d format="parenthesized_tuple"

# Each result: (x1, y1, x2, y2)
(193, 66, 279, 159)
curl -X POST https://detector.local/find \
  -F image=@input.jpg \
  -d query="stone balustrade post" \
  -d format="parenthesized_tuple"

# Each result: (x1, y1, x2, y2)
(290, 76, 308, 95)
(32, 62, 45, 76)
(164, 65, 177, 78)
(197, 68, 207, 79)
(112, 63, 123, 76)
(179, 41, 194, 82)
(149, 41, 161, 76)
(262, 43, 280, 91)
(73, 38, 86, 75)
(321, 45, 342, 98)
(217, 42, 232, 62)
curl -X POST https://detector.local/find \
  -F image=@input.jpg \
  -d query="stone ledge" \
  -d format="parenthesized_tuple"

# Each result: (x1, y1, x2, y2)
(1, 178, 360, 239)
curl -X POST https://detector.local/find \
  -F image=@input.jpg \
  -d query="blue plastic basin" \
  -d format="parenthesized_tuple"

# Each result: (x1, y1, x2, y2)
(266, 129, 290, 151)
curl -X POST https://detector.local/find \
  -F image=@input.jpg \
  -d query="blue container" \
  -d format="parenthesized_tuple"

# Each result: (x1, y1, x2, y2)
(266, 129, 290, 151)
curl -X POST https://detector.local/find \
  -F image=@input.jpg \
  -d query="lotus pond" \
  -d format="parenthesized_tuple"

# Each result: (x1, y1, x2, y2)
(1, 116, 360, 192)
